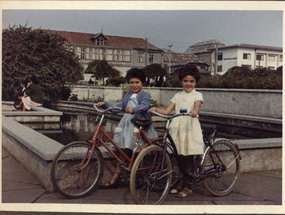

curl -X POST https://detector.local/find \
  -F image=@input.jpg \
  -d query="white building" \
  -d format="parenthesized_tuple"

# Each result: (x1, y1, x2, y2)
(210, 44, 283, 75)
(186, 41, 283, 75)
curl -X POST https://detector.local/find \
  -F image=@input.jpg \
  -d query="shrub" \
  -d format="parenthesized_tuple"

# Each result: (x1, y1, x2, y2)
(69, 94, 78, 101)
(108, 76, 126, 87)
(197, 66, 282, 89)
(149, 99, 159, 108)
(165, 73, 182, 87)
(60, 86, 71, 100)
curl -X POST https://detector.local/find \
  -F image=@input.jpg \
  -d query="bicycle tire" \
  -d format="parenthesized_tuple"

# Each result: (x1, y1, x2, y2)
(201, 139, 240, 196)
(50, 141, 104, 199)
(151, 138, 180, 188)
(130, 145, 172, 205)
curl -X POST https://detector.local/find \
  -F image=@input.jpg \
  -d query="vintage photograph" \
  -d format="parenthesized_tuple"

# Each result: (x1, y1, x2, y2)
(1, 1, 283, 214)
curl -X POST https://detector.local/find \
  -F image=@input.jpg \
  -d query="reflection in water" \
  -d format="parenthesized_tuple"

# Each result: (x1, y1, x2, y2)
(44, 113, 119, 145)
(23, 113, 281, 145)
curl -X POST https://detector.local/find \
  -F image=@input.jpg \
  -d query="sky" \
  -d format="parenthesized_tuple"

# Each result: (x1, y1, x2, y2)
(2, 9, 283, 53)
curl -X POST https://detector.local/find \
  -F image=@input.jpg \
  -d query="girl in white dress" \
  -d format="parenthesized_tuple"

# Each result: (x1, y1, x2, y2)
(149, 64, 204, 198)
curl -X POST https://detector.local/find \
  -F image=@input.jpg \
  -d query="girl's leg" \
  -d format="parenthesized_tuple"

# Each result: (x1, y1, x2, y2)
(169, 170, 185, 194)
(16, 101, 23, 109)
(100, 150, 130, 189)
(175, 155, 194, 198)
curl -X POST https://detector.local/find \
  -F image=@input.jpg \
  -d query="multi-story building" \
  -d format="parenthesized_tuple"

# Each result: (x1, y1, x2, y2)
(186, 40, 283, 75)
(211, 44, 283, 74)
(45, 30, 163, 80)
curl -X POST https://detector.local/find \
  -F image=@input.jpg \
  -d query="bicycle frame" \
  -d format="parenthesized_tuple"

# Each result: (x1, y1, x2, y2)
(148, 110, 239, 184)
(76, 105, 152, 172)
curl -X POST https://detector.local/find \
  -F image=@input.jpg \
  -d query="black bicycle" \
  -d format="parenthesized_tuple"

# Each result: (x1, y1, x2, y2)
(130, 108, 241, 205)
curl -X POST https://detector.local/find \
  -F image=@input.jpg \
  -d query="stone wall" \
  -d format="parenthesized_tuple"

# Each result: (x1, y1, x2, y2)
(70, 86, 282, 119)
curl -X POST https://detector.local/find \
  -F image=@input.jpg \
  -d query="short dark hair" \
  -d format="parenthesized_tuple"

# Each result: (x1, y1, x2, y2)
(178, 64, 201, 82)
(125, 68, 146, 84)
(21, 80, 28, 87)
(30, 75, 39, 84)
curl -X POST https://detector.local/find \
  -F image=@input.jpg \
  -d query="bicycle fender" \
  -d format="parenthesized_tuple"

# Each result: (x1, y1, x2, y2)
(93, 145, 105, 169)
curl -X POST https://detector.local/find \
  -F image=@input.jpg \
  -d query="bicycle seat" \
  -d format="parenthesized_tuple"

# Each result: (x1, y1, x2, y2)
(132, 119, 153, 127)
(201, 123, 216, 134)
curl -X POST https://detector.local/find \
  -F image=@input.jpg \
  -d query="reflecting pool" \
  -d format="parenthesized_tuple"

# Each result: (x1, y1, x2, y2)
(21, 113, 282, 145)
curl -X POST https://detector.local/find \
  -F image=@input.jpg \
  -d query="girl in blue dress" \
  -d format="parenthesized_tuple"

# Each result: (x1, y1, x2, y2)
(97, 68, 157, 189)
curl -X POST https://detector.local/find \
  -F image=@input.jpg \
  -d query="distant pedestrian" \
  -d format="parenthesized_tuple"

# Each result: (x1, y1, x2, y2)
(149, 64, 204, 198)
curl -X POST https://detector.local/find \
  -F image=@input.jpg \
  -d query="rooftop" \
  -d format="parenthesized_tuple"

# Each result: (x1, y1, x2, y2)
(163, 52, 209, 65)
(44, 30, 161, 50)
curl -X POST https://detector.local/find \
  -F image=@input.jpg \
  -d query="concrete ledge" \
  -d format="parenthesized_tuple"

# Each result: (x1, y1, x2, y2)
(2, 116, 63, 161)
(2, 101, 63, 123)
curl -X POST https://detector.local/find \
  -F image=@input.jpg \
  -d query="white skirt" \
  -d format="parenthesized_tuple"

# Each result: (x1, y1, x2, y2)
(22, 96, 42, 110)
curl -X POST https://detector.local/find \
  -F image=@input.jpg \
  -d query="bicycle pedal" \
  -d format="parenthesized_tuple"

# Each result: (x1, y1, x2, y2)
(118, 161, 125, 167)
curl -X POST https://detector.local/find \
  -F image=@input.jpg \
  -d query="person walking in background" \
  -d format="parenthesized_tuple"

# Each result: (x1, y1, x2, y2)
(21, 75, 44, 111)
(149, 64, 204, 198)
(97, 68, 158, 189)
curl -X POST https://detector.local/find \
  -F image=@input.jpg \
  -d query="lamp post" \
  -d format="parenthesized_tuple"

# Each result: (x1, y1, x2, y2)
(168, 44, 173, 74)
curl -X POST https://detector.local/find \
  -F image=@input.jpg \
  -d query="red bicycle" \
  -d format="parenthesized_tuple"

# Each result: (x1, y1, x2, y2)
(50, 104, 155, 199)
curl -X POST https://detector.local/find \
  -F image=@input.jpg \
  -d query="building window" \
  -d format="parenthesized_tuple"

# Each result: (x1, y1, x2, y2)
(268, 54, 276, 62)
(149, 54, 154, 63)
(96, 38, 104, 46)
(105, 49, 113, 61)
(280, 55, 283, 62)
(97, 49, 104, 60)
(117, 50, 122, 61)
(243, 53, 251, 60)
(92, 48, 95, 59)
(138, 53, 144, 63)
(218, 53, 223, 61)
(241, 64, 252, 69)
(218, 65, 222, 72)
(81, 47, 85, 59)
(114, 50, 118, 61)
(123, 50, 131, 62)
(268, 66, 275, 70)
(86, 47, 91, 59)
(256, 54, 264, 61)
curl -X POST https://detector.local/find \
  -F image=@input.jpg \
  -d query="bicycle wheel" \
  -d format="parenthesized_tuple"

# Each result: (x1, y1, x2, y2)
(130, 145, 172, 205)
(51, 141, 104, 199)
(151, 138, 180, 188)
(202, 139, 240, 196)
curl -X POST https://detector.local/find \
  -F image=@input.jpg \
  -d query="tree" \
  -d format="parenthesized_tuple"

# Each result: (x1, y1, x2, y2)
(143, 64, 167, 86)
(2, 24, 84, 103)
(85, 60, 120, 85)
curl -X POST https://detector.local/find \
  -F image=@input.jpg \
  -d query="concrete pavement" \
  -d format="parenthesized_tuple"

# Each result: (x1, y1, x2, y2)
(1, 146, 283, 214)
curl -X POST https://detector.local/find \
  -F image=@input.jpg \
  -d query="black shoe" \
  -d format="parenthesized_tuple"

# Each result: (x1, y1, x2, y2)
(99, 181, 119, 189)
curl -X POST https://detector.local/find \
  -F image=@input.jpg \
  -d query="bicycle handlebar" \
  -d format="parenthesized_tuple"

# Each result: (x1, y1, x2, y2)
(93, 104, 123, 114)
(149, 110, 198, 119)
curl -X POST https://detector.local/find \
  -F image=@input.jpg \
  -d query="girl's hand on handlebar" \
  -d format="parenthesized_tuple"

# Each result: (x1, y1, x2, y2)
(125, 106, 134, 113)
(148, 107, 157, 116)
(97, 102, 105, 107)
(190, 110, 198, 118)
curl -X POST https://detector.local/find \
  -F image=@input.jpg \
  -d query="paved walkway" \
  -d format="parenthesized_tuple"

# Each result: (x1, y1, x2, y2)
(1, 147, 283, 214)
